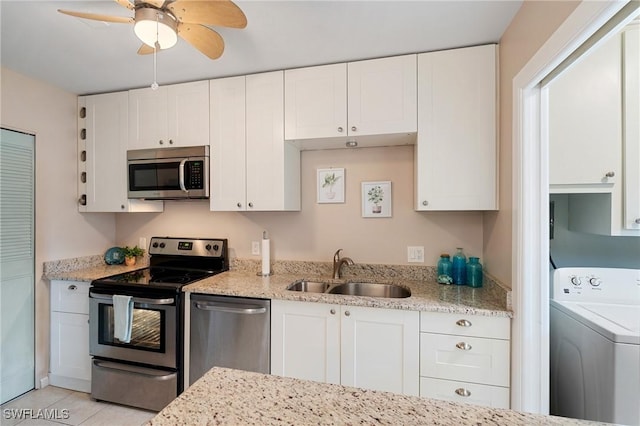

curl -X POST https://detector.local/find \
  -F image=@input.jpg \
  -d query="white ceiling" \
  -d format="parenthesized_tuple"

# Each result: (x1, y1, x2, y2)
(0, 1, 522, 95)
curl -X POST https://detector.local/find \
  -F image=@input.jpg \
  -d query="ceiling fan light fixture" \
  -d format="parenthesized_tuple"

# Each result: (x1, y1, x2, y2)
(134, 8, 178, 49)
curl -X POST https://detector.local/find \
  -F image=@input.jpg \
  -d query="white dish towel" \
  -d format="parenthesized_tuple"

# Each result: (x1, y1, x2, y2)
(113, 295, 133, 343)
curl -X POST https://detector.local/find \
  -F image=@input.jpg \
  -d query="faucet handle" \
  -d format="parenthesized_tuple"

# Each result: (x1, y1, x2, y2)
(333, 249, 343, 262)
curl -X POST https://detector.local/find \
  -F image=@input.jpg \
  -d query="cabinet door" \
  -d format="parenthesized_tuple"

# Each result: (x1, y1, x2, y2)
(85, 92, 130, 212)
(84, 93, 163, 213)
(549, 34, 622, 188)
(128, 86, 169, 149)
(340, 306, 419, 396)
(347, 54, 417, 136)
(167, 80, 210, 147)
(246, 71, 300, 211)
(50, 281, 89, 314)
(623, 26, 640, 231)
(50, 312, 91, 382)
(271, 300, 340, 384)
(416, 44, 497, 211)
(284, 63, 347, 140)
(210, 76, 247, 211)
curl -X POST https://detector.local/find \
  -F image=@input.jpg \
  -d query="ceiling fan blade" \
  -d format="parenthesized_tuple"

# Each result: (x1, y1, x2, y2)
(169, 0, 247, 28)
(58, 9, 134, 24)
(137, 44, 155, 55)
(113, 0, 134, 11)
(178, 23, 224, 60)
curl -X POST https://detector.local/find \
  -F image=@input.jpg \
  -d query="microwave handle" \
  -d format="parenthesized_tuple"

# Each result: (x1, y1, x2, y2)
(179, 159, 188, 192)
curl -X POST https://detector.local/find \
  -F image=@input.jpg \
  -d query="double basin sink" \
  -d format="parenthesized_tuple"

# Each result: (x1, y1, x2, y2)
(287, 279, 411, 298)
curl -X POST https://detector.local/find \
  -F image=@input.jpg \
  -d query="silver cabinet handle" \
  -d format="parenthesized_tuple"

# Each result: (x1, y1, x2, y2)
(455, 388, 471, 397)
(605, 171, 615, 178)
(635, 218, 640, 224)
(68, 284, 77, 291)
(456, 342, 472, 351)
(248, 202, 254, 208)
(344, 310, 350, 317)
(351, 126, 357, 132)
(169, 139, 174, 145)
(422, 200, 428, 206)
(159, 140, 164, 145)
(194, 302, 266, 315)
(330, 309, 336, 315)
(237, 202, 242, 208)
(456, 319, 472, 327)
(337, 127, 343, 133)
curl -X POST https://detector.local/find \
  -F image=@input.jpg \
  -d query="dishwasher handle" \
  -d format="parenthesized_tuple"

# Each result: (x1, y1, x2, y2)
(193, 301, 267, 315)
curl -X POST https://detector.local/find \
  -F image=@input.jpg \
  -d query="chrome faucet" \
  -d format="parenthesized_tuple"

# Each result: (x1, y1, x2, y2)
(332, 249, 354, 279)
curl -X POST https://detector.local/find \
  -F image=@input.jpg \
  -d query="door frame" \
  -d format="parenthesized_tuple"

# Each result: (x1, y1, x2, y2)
(510, 0, 633, 413)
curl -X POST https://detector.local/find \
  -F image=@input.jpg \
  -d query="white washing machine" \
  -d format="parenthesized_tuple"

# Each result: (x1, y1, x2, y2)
(550, 267, 640, 425)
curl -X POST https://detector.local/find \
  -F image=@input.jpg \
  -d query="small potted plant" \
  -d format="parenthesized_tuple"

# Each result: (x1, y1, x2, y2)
(367, 185, 384, 213)
(322, 172, 341, 199)
(122, 245, 145, 266)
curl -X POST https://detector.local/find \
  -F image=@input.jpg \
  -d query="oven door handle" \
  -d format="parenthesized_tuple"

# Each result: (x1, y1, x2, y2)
(179, 159, 188, 192)
(89, 291, 175, 305)
(93, 359, 177, 380)
(194, 301, 267, 315)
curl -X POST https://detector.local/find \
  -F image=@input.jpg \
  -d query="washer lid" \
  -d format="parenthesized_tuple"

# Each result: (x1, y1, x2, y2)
(552, 300, 640, 344)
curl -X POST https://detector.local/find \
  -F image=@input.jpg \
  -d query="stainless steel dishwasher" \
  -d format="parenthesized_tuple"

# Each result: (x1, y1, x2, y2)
(189, 294, 270, 385)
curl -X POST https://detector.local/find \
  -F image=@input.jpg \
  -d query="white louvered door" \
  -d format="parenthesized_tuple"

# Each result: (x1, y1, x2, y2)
(0, 128, 35, 403)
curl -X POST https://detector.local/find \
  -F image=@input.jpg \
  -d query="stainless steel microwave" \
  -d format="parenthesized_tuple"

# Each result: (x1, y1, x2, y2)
(127, 146, 209, 199)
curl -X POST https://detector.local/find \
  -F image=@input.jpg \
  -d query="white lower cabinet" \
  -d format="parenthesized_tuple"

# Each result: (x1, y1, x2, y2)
(419, 311, 511, 408)
(271, 300, 419, 396)
(49, 280, 91, 392)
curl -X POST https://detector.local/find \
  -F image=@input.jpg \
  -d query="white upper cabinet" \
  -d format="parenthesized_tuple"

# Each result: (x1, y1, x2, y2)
(79, 93, 163, 213)
(210, 71, 300, 211)
(415, 44, 498, 211)
(549, 34, 622, 191)
(284, 55, 417, 148)
(623, 25, 640, 232)
(129, 80, 209, 150)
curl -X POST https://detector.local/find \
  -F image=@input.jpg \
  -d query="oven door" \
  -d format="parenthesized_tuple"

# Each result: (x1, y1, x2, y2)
(127, 156, 209, 199)
(89, 289, 177, 369)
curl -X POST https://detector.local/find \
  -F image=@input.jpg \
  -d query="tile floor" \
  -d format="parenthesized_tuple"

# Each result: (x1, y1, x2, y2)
(1, 386, 156, 426)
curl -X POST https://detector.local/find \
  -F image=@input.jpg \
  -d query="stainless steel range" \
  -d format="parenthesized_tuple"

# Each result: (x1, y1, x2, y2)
(89, 237, 228, 411)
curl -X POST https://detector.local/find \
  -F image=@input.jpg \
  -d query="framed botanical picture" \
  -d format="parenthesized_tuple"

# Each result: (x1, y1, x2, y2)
(317, 168, 345, 203)
(362, 181, 392, 218)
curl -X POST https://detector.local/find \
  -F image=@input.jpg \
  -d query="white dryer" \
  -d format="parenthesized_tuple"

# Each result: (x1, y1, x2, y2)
(550, 267, 640, 425)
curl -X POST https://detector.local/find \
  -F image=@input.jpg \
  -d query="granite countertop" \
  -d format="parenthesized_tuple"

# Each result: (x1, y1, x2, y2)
(43, 256, 512, 317)
(148, 367, 597, 426)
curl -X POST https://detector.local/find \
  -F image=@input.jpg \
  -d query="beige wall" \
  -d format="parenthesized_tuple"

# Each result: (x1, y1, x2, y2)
(483, 0, 580, 288)
(117, 145, 485, 266)
(1, 67, 116, 386)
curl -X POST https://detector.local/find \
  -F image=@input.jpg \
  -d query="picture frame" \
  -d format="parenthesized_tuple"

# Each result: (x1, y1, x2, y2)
(317, 168, 345, 203)
(362, 181, 392, 218)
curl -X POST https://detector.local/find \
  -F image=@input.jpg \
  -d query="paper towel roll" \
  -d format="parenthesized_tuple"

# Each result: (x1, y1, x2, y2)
(261, 238, 270, 276)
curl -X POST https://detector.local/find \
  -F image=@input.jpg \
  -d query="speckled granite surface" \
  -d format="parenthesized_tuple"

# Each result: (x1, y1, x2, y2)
(148, 367, 598, 426)
(43, 256, 511, 317)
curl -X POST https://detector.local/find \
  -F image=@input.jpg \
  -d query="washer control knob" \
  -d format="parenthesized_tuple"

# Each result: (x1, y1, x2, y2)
(159, 242, 166, 248)
(205, 244, 212, 251)
(570, 276, 582, 286)
(213, 244, 219, 251)
(589, 277, 601, 287)
(152, 242, 159, 248)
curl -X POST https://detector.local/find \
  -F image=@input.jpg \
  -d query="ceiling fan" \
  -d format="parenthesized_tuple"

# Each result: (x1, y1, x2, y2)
(58, 0, 247, 60)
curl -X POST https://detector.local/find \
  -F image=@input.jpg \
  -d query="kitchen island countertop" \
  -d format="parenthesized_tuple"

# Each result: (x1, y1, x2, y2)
(147, 367, 598, 426)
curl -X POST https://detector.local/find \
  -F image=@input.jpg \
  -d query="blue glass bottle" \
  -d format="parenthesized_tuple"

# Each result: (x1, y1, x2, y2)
(466, 257, 483, 288)
(451, 247, 466, 285)
(437, 254, 453, 284)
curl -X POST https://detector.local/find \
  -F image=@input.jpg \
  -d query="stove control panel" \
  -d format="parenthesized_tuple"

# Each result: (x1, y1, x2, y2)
(149, 237, 227, 258)
(552, 267, 640, 304)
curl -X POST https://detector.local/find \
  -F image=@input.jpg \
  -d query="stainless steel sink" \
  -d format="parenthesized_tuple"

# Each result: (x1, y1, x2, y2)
(286, 280, 330, 293)
(327, 282, 411, 298)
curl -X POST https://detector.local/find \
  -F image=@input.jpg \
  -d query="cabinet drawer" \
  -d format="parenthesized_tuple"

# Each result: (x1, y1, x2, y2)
(420, 377, 510, 409)
(420, 333, 510, 387)
(420, 311, 510, 340)
(51, 280, 90, 314)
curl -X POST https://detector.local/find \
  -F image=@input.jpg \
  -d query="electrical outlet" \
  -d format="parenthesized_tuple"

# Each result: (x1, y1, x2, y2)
(139, 237, 147, 250)
(407, 246, 424, 263)
(251, 241, 261, 255)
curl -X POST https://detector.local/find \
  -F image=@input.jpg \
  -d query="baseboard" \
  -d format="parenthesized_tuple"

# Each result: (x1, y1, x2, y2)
(39, 376, 49, 389)
(48, 374, 90, 393)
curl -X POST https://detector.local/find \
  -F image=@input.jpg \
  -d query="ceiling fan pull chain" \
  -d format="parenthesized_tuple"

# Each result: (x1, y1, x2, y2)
(151, 13, 160, 91)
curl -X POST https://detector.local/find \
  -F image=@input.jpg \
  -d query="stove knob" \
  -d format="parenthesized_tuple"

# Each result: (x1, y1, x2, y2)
(205, 244, 212, 251)
(152, 242, 159, 248)
(159, 242, 166, 248)
(570, 276, 582, 286)
(213, 244, 219, 251)
(589, 277, 601, 287)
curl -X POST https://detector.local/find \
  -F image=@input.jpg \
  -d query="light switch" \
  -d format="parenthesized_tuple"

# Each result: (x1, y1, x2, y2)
(251, 241, 261, 255)
(407, 246, 424, 263)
